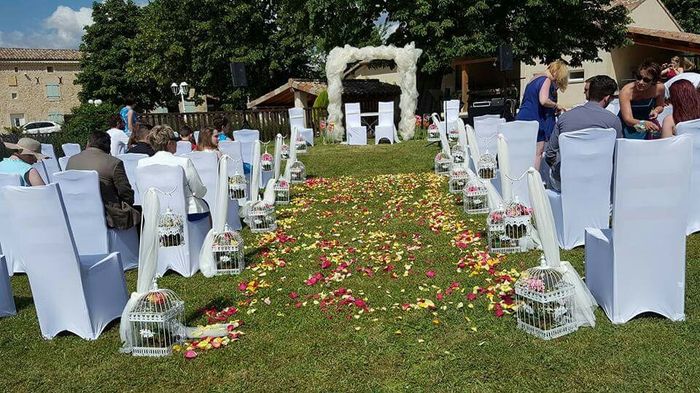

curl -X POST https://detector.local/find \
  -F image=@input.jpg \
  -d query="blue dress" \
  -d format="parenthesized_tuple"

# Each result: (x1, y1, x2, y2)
(119, 106, 139, 136)
(517, 75, 557, 142)
(0, 158, 32, 185)
(619, 97, 656, 139)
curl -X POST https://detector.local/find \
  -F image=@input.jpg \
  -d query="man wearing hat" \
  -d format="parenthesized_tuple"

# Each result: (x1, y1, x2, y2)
(0, 137, 46, 186)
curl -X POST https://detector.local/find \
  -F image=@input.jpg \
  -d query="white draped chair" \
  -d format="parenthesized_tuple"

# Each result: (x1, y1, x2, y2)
(41, 144, 61, 182)
(605, 98, 620, 115)
(0, 255, 15, 317)
(0, 183, 128, 339)
(117, 153, 148, 205)
(136, 164, 210, 277)
(656, 105, 674, 127)
(345, 103, 367, 145)
(58, 156, 70, 172)
(288, 108, 314, 146)
(183, 151, 219, 217)
(675, 118, 700, 234)
(232, 129, 260, 165)
(473, 117, 505, 157)
(547, 129, 616, 249)
(175, 141, 192, 155)
(219, 140, 248, 211)
(194, 130, 200, 144)
(54, 170, 139, 270)
(61, 143, 81, 157)
(585, 136, 693, 324)
(32, 160, 50, 184)
(498, 121, 538, 205)
(0, 173, 24, 275)
(375, 101, 396, 144)
(473, 114, 501, 122)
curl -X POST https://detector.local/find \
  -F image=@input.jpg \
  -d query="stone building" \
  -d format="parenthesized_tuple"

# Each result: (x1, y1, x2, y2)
(0, 48, 81, 130)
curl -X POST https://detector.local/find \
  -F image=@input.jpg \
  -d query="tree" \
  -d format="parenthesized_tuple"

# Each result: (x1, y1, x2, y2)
(75, 0, 145, 107)
(664, 0, 700, 34)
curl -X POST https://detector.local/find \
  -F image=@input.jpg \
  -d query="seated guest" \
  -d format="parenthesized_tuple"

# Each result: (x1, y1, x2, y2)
(127, 123, 156, 156)
(545, 75, 623, 192)
(196, 127, 222, 158)
(213, 114, 232, 141)
(106, 114, 129, 156)
(66, 131, 140, 230)
(0, 138, 47, 186)
(137, 125, 209, 219)
(618, 60, 665, 139)
(661, 80, 700, 138)
(0, 137, 12, 161)
(179, 124, 197, 150)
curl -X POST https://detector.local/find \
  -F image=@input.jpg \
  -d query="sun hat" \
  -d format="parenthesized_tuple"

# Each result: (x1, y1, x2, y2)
(3, 137, 47, 160)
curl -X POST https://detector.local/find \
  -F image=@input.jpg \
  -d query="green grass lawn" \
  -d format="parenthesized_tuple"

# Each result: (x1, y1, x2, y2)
(1, 140, 698, 392)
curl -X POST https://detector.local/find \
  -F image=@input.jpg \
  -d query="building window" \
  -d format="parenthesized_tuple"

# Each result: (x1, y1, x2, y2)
(48, 112, 64, 123)
(570, 69, 585, 84)
(8, 75, 17, 86)
(10, 114, 25, 127)
(14, 67, 18, 73)
(46, 84, 61, 101)
(11, 93, 17, 100)
(47, 66, 54, 73)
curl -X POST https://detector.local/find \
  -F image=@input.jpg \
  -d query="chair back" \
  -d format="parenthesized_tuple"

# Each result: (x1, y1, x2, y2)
(473, 114, 501, 122)
(289, 108, 306, 131)
(345, 103, 362, 128)
(194, 130, 200, 144)
(117, 153, 148, 205)
(656, 105, 674, 126)
(606, 98, 620, 115)
(474, 117, 506, 157)
(183, 151, 219, 216)
(232, 129, 260, 164)
(0, 174, 21, 264)
(219, 141, 245, 174)
(0, 255, 15, 317)
(499, 121, 539, 205)
(54, 170, 110, 256)
(58, 156, 70, 172)
(675, 118, 700, 234)
(176, 141, 192, 155)
(41, 144, 61, 181)
(61, 143, 81, 157)
(378, 101, 394, 127)
(443, 99, 460, 121)
(0, 173, 21, 188)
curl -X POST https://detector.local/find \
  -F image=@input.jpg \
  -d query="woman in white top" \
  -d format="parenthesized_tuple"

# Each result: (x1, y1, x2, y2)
(196, 127, 222, 158)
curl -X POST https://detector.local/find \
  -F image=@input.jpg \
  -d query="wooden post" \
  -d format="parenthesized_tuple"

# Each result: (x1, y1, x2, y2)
(461, 65, 469, 112)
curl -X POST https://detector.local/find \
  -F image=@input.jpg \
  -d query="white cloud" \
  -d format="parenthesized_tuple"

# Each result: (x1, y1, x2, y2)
(0, 6, 93, 49)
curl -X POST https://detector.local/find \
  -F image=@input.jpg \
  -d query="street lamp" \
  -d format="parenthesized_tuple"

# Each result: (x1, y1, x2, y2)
(171, 81, 189, 113)
(88, 99, 102, 106)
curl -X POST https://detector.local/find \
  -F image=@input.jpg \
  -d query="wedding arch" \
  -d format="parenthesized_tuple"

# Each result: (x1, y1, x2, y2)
(325, 43, 422, 142)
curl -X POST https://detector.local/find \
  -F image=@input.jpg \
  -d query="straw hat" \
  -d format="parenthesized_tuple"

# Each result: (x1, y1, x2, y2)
(2, 137, 47, 159)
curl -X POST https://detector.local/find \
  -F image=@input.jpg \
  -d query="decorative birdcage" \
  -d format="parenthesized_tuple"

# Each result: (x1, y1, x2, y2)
(128, 288, 185, 356)
(477, 152, 497, 179)
(463, 178, 489, 214)
(515, 256, 578, 340)
(228, 173, 247, 200)
(212, 225, 245, 275)
(281, 143, 290, 160)
(261, 152, 273, 172)
(295, 134, 307, 154)
(248, 201, 277, 233)
(488, 199, 532, 254)
(427, 123, 440, 142)
(274, 179, 290, 204)
(434, 152, 451, 176)
(158, 208, 185, 247)
(449, 165, 469, 194)
(447, 123, 459, 142)
(451, 144, 466, 164)
(290, 161, 306, 184)
(504, 199, 532, 240)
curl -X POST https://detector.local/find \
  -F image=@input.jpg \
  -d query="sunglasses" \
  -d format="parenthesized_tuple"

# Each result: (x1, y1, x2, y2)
(635, 74, 656, 84)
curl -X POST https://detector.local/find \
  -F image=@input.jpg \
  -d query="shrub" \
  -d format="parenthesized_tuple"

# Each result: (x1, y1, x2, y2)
(53, 103, 120, 152)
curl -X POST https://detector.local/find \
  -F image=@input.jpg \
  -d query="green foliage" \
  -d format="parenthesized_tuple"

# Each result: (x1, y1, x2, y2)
(57, 103, 120, 149)
(312, 90, 329, 109)
(2, 126, 23, 136)
(664, 0, 700, 34)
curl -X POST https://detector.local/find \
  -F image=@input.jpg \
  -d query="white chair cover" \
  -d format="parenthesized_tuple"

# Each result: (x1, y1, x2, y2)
(547, 129, 616, 249)
(136, 164, 210, 277)
(675, 118, 700, 234)
(473, 114, 501, 122)
(345, 103, 367, 145)
(283, 126, 299, 182)
(585, 136, 692, 324)
(498, 121, 539, 206)
(656, 105, 673, 127)
(41, 144, 61, 181)
(0, 255, 15, 316)
(345, 103, 362, 128)
(175, 141, 192, 155)
(443, 99, 460, 121)
(58, 156, 70, 172)
(289, 108, 314, 146)
(527, 169, 597, 328)
(0, 174, 24, 275)
(274, 134, 283, 180)
(0, 183, 128, 339)
(219, 141, 245, 175)
(61, 143, 81, 157)
(473, 117, 505, 158)
(32, 160, 50, 184)
(183, 151, 218, 217)
(194, 130, 200, 144)
(375, 101, 395, 144)
(605, 98, 620, 115)
(200, 156, 231, 277)
(117, 153, 148, 205)
(232, 129, 260, 164)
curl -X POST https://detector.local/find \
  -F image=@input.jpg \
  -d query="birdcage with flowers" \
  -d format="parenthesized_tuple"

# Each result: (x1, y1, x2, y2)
(281, 141, 290, 160)
(434, 151, 452, 176)
(228, 173, 247, 200)
(290, 160, 306, 183)
(295, 134, 307, 154)
(128, 287, 185, 356)
(477, 152, 497, 179)
(451, 144, 466, 164)
(449, 165, 469, 194)
(274, 179, 290, 204)
(247, 201, 277, 233)
(463, 177, 489, 214)
(212, 225, 245, 275)
(515, 256, 578, 340)
(447, 122, 459, 142)
(158, 208, 185, 247)
(261, 152, 273, 172)
(427, 123, 440, 142)
(504, 198, 532, 240)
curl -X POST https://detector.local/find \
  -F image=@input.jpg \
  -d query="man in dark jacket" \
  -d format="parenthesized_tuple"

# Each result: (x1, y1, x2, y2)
(66, 131, 140, 229)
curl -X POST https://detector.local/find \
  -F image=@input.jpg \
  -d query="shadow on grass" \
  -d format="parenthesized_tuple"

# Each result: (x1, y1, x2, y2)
(13, 296, 34, 313)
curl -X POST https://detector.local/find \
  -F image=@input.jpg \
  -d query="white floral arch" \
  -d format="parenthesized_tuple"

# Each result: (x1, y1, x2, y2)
(325, 43, 422, 142)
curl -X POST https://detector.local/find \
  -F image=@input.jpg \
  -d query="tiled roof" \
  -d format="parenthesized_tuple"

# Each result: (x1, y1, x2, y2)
(611, 0, 646, 11)
(0, 47, 81, 61)
(628, 26, 700, 50)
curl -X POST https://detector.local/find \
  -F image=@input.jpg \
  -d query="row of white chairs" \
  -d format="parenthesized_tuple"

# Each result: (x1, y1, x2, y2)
(346, 102, 396, 145)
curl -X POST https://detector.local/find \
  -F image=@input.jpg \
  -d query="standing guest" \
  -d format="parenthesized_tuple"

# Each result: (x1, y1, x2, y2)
(545, 75, 623, 192)
(0, 138, 46, 186)
(179, 124, 197, 150)
(213, 114, 232, 141)
(0, 137, 12, 161)
(516, 60, 570, 169)
(618, 60, 665, 139)
(196, 128, 223, 158)
(661, 80, 700, 138)
(106, 114, 129, 156)
(119, 97, 139, 136)
(127, 123, 156, 156)
(66, 131, 140, 229)
(137, 125, 209, 220)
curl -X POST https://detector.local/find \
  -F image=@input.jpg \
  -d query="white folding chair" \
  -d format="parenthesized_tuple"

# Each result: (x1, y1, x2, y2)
(58, 156, 70, 172)
(499, 121, 539, 206)
(585, 135, 692, 324)
(54, 170, 138, 270)
(473, 117, 506, 159)
(41, 144, 61, 182)
(0, 183, 128, 339)
(547, 129, 616, 249)
(375, 101, 395, 144)
(675, 118, 700, 234)
(136, 164, 210, 277)
(0, 255, 15, 317)
(345, 103, 367, 145)
(233, 129, 260, 165)
(288, 108, 314, 146)
(183, 151, 219, 217)
(175, 141, 192, 155)
(61, 143, 81, 157)
(32, 160, 50, 184)
(194, 130, 200, 144)
(0, 174, 24, 275)
(219, 140, 249, 202)
(117, 153, 148, 205)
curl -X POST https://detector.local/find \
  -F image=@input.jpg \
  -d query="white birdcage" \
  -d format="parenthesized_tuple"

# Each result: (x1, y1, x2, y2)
(290, 161, 306, 184)
(447, 123, 459, 142)
(434, 151, 451, 176)
(477, 152, 497, 179)
(449, 165, 469, 194)
(515, 256, 578, 340)
(295, 134, 307, 154)
(228, 173, 247, 200)
(128, 288, 185, 356)
(451, 144, 466, 164)
(261, 152, 273, 172)
(463, 177, 489, 214)
(281, 142, 290, 160)
(212, 225, 245, 275)
(274, 179, 290, 204)
(248, 201, 277, 233)
(488, 200, 532, 254)
(427, 123, 440, 142)
(158, 208, 185, 247)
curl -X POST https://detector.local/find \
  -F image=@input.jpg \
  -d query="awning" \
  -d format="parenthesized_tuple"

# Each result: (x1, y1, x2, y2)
(627, 26, 700, 54)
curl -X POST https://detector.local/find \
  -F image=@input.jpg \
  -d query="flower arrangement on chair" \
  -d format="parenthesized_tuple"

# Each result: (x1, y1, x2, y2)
(477, 152, 497, 180)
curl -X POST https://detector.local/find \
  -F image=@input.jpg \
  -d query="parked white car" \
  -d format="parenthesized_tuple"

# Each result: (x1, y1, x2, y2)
(22, 121, 62, 134)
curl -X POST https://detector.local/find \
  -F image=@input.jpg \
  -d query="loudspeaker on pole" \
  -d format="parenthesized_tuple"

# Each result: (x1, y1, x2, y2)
(230, 62, 248, 87)
(498, 45, 514, 72)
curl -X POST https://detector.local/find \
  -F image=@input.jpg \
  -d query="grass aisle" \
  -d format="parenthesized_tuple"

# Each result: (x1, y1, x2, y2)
(0, 141, 698, 391)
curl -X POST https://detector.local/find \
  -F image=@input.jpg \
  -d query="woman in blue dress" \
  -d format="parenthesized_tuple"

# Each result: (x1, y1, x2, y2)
(618, 60, 665, 139)
(517, 60, 569, 170)
(120, 97, 139, 137)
